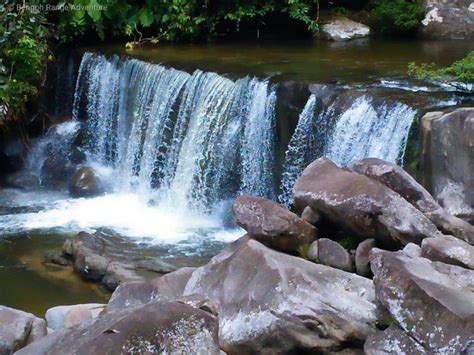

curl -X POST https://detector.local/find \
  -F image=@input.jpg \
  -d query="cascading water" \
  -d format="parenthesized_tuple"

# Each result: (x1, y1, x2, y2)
(279, 93, 416, 206)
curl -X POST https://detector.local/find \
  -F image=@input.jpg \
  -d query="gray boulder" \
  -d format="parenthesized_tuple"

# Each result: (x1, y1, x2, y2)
(316, 238, 353, 272)
(108, 237, 381, 354)
(68, 166, 103, 198)
(370, 248, 474, 353)
(421, 0, 474, 39)
(0, 306, 46, 354)
(321, 17, 370, 41)
(45, 304, 105, 331)
(350, 157, 474, 244)
(421, 109, 474, 219)
(233, 195, 317, 254)
(421, 234, 474, 269)
(355, 239, 375, 277)
(364, 325, 428, 354)
(293, 157, 440, 247)
(16, 301, 220, 355)
(307, 240, 319, 262)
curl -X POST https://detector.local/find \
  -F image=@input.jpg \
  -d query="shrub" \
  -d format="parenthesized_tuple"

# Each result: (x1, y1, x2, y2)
(370, 0, 425, 35)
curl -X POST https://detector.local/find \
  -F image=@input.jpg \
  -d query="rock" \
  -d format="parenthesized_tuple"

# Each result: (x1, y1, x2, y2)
(301, 206, 321, 225)
(307, 240, 319, 262)
(370, 248, 474, 353)
(45, 304, 105, 331)
(109, 237, 381, 353)
(421, 234, 474, 269)
(40, 156, 75, 189)
(402, 243, 422, 258)
(0, 305, 47, 354)
(43, 250, 71, 266)
(317, 238, 353, 272)
(17, 301, 220, 355)
(68, 166, 103, 198)
(232, 195, 316, 254)
(364, 324, 428, 354)
(321, 17, 370, 41)
(421, 108, 474, 218)
(421, 0, 474, 40)
(65, 232, 178, 291)
(355, 239, 375, 277)
(350, 157, 474, 244)
(293, 157, 440, 247)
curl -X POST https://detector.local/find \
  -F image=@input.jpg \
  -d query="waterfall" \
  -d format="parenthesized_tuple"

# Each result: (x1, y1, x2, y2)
(279, 94, 416, 206)
(73, 53, 276, 212)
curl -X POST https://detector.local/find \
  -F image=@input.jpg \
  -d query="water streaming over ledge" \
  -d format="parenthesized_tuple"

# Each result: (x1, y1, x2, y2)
(0, 52, 417, 245)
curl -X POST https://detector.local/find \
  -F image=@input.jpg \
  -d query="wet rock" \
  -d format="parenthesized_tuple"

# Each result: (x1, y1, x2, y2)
(317, 238, 353, 272)
(370, 248, 474, 353)
(421, 108, 474, 218)
(307, 240, 319, 262)
(109, 237, 381, 353)
(421, 0, 474, 40)
(17, 301, 220, 355)
(232, 195, 316, 254)
(320, 17, 370, 41)
(45, 304, 105, 331)
(355, 239, 375, 277)
(68, 146, 86, 164)
(364, 324, 428, 354)
(68, 166, 103, 198)
(44, 250, 71, 266)
(0, 305, 47, 354)
(301, 206, 321, 225)
(64, 232, 178, 291)
(421, 234, 474, 269)
(350, 157, 474, 244)
(293, 157, 440, 247)
(40, 156, 75, 189)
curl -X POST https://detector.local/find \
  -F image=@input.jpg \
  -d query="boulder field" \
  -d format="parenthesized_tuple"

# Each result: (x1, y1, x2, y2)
(3, 155, 474, 354)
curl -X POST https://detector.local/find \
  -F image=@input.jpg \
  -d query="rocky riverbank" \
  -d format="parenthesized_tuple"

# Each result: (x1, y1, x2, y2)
(1, 108, 473, 354)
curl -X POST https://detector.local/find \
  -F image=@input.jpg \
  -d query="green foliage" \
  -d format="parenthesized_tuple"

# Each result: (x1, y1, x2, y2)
(370, 0, 425, 35)
(408, 51, 474, 83)
(338, 236, 358, 250)
(0, 1, 49, 122)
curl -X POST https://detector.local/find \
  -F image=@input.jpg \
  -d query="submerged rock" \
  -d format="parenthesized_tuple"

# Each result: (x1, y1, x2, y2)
(68, 166, 103, 198)
(17, 301, 220, 355)
(108, 237, 381, 353)
(293, 157, 440, 247)
(370, 248, 474, 353)
(232, 195, 316, 254)
(421, 108, 474, 219)
(320, 17, 370, 41)
(350, 157, 474, 244)
(0, 305, 47, 354)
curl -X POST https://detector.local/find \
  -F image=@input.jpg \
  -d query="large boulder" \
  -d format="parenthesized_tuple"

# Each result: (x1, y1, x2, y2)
(68, 166, 103, 198)
(421, 108, 474, 219)
(421, 234, 474, 269)
(350, 157, 474, 243)
(370, 248, 474, 353)
(16, 301, 220, 355)
(232, 195, 316, 254)
(293, 157, 441, 247)
(109, 237, 381, 354)
(0, 306, 47, 354)
(45, 304, 105, 331)
(421, 0, 474, 39)
(320, 17, 370, 41)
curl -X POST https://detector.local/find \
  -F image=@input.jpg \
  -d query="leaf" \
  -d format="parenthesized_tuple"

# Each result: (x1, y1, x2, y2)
(138, 8, 154, 27)
(87, 0, 102, 22)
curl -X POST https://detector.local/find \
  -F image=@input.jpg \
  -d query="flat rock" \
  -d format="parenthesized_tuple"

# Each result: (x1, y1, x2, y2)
(421, 234, 474, 269)
(370, 248, 474, 353)
(317, 238, 353, 272)
(16, 301, 220, 355)
(350, 157, 474, 244)
(293, 157, 440, 247)
(321, 17, 370, 41)
(109, 237, 381, 353)
(233, 195, 316, 254)
(0, 305, 47, 354)
(45, 304, 106, 331)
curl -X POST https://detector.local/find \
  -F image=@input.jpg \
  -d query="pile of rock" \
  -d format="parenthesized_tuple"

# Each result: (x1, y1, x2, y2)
(2, 155, 473, 354)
